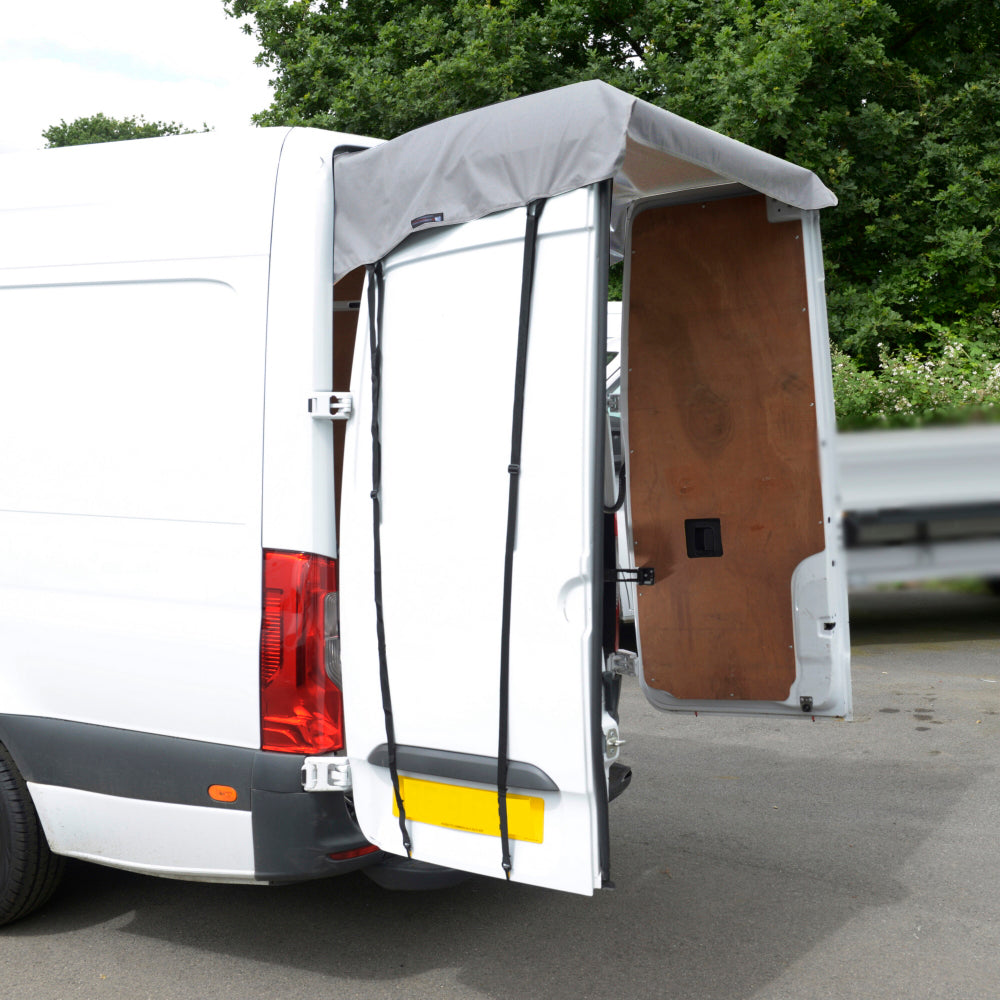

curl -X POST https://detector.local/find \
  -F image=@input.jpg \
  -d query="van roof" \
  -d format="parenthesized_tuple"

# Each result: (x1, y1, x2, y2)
(332, 80, 836, 281)
(0, 127, 372, 271)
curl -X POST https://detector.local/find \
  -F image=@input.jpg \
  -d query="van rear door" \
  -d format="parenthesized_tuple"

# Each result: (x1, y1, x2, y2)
(338, 186, 612, 895)
(622, 195, 851, 719)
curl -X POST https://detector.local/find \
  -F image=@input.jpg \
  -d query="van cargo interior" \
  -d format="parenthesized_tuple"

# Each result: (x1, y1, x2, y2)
(333, 266, 365, 541)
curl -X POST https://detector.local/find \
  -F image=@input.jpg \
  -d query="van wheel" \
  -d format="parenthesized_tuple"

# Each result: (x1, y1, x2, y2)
(0, 744, 65, 926)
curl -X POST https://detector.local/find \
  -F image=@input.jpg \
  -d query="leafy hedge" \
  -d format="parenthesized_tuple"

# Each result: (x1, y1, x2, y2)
(832, 332, 1000, 429)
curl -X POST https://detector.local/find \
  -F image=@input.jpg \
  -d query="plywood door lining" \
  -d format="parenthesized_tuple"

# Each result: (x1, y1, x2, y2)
(628, 195, 825, 701)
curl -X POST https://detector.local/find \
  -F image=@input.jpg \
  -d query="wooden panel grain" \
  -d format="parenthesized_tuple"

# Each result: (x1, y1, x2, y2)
(628, 196, 825, 701)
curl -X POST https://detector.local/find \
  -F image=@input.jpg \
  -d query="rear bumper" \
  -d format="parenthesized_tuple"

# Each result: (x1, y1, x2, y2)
(0, 714, 380, 883)
(250, 750, 379, 881)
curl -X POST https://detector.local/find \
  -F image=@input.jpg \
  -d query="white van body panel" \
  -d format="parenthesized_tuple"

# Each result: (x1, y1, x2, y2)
(339, 188, 607, 894)
(0, 130, 287, 270)
(29, 783, 256, 881)
(837, 424, 1000, 511)
(261, 129, 368, 558)
(0, 127, 374, 748)
(0, 127, 377, 881)
(0, 257, 268, 747)
(0, 131, 281, 748)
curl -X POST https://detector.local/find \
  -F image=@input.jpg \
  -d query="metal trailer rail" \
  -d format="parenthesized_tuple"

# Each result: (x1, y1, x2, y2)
(836, 424, 1000, 588)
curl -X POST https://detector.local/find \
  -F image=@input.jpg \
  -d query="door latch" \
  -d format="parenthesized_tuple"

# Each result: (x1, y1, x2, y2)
(606, 650, 638, 676)
(609, 566, 655, 586)
(308, 392, 353, 421)
(604, 727, 626, 759)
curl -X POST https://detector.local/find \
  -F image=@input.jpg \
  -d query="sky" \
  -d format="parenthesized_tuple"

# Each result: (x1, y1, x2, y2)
(1, 0, 274, 154)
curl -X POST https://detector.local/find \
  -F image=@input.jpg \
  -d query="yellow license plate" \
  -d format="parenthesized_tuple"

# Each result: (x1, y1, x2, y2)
(392, 775, 544, 844)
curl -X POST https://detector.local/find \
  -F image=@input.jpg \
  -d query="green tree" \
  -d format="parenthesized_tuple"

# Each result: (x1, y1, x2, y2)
(225, 0, 640, 138)
(637, 0, 1000, 368)
(227, 0, 1000, 369)
(42, 113, 206, 147)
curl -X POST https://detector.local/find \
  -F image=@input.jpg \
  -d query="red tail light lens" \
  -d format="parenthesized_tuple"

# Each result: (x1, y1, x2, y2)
(328, 844, 380, 861)
(260, 550, 343, 753)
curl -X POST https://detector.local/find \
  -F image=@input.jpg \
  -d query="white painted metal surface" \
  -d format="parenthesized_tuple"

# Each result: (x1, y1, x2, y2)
(0, 129, 287, 270)
(261, 128, 376, 559)
(605, 305, 637, 629)
(0, 263, 267, 747)
(339, 188, 606, 894)
(0, 127, 374, 879)
(29, 784, 256, 881)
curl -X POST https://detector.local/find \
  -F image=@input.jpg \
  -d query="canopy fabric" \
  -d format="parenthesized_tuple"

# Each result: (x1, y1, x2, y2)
(332, 80, 836, 282)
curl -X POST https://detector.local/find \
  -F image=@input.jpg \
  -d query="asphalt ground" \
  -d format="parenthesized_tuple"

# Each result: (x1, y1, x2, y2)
(2, 587, 998, 1000)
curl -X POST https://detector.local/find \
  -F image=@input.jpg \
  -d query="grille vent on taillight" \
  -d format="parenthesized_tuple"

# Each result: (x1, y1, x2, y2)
(260, 587, 284, 685)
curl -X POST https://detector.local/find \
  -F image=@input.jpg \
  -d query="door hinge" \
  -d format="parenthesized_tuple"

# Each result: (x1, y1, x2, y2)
(766, 197, 809, 223)
(308, 392, 353, 421)
(301, 756, 352, 792)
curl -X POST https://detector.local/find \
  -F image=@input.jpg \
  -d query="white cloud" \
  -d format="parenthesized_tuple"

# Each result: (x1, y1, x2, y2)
(1, 0, 274, 153)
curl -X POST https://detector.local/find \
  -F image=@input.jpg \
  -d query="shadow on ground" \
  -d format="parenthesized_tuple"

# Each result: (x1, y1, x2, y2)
(6, 588, 996, 999)
(10, 729, 976, 999)
(849, 588, 1000, 647)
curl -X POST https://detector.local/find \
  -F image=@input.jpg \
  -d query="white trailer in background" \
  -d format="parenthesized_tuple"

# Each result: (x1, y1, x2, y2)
(837, 425, 1000, 588)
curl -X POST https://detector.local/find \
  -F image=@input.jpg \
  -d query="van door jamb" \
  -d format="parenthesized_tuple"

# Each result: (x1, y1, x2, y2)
(591, 179, 612, 887)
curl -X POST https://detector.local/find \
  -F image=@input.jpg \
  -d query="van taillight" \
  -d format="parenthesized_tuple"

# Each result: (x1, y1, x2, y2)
(260, 550, 343, 753)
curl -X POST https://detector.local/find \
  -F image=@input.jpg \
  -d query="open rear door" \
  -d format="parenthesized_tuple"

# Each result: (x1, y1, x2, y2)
(339, 186, 612, 894)
(623, 194, 851, 719)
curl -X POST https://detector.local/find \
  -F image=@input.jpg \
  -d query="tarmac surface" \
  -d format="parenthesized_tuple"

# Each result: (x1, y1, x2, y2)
(2, 587, 998, 1000)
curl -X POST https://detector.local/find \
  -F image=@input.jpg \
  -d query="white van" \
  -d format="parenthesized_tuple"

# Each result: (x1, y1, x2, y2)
(0, 81, 850, 923)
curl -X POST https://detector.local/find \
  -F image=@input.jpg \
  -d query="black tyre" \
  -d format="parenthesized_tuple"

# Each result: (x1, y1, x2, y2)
(0, 743, 65, 927)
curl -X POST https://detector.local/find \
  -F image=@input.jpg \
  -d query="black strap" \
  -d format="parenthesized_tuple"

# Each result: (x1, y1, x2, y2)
(367, 260, 411, 857)
(604, 463, 627, 515)
(498, 199, 546, 878)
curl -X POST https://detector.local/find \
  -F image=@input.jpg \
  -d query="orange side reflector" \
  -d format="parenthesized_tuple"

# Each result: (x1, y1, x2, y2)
(208, 785, 238, 803)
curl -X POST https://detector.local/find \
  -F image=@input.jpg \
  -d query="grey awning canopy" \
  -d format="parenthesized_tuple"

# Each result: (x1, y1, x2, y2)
(332, 80, 836, 282)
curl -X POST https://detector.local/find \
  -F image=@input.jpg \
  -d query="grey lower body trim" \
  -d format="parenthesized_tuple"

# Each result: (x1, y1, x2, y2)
(0, 715, 376, 882)
(0, 714, 259, 810)
(367, 743, 558, 792)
